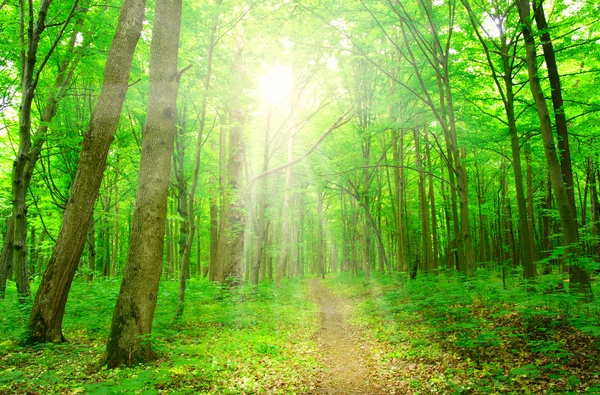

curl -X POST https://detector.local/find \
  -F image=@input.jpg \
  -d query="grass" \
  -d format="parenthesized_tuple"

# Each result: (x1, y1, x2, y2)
(0, 276, 322, 394)
(323, 269, 600, 395)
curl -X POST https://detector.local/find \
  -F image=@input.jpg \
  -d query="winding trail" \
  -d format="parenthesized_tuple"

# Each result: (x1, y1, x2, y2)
(309, 278, 376, 394)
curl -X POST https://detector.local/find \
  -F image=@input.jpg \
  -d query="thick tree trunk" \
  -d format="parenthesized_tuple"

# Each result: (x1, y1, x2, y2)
(26, 0, 147, 344)
(517, 0, 591, 299)
(105, 0, 182, 367)
(216, 35, 246, 285)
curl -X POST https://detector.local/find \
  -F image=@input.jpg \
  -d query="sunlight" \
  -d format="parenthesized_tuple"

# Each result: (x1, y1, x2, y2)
(482, 15, 502, 38)
(259, 64, 292, 107)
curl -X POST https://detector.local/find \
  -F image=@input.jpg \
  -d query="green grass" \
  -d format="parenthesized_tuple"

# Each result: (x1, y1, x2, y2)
(323, 270, 600, 395)
(0, 277, 322, 394)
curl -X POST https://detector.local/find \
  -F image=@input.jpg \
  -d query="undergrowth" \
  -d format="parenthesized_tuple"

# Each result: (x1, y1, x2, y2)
(325, 270, 600, 395)
(0, 277, 321, 394)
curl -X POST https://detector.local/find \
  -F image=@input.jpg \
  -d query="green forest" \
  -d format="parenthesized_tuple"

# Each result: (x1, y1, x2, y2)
(0, 0, 599, 393)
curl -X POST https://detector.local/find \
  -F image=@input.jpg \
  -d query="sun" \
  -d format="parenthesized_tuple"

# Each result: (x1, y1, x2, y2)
(259, 64, 292, 107)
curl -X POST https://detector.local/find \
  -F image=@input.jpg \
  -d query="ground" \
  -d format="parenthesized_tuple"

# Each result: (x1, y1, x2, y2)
(1, 272, 600, 394)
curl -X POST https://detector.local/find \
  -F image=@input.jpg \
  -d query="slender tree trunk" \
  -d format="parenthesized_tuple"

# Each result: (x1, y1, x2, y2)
(0, 218, 14, 298)
(414, 128, 432, 272)
(393, 130, 408, 272)
(425, 130, 439, 270)
(252, 112, 271, 284)
(525, 146, 537, 265)
(87, 215, 96, 281)
(276, 125, 293, 283)
(177, 0, 221, 311)
(532, 0, 576, 216)
(26, 0, 147, 344)
(106, 0, 182, 367)
(111, 168, 119, 278)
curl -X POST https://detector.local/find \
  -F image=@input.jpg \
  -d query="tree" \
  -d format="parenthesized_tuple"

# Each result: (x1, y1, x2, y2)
(106, 0, 183, 366)
(516, 0, 592, 298)
(26, 0, 147, 343)
(215, 34, 246, 285)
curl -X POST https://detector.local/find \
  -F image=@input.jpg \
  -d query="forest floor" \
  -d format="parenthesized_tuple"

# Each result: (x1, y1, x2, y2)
(309, 277, 375, 394)
(1, 271, 600, 394)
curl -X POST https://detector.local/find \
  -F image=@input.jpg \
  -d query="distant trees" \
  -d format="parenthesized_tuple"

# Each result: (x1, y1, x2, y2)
(0, 0, 598, 366)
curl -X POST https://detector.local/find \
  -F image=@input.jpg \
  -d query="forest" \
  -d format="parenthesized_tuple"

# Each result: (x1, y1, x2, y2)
(0, 0, 599, 393)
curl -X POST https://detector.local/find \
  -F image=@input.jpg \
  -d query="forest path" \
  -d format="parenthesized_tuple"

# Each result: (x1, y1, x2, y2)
(309, 278, 379, 394)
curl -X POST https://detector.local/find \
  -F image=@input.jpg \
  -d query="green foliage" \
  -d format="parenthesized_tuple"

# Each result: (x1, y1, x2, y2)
(325, 271, 600, 395)
(0, 278, 322, 394)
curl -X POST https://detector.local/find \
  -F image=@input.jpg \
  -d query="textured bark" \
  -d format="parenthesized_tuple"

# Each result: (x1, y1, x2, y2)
(216, 35, 246, 285)
(26, 0, 147, 343)
(532, 0, 576, 216)
(517, 0, 591, 298)
(106, 0, 182, 367)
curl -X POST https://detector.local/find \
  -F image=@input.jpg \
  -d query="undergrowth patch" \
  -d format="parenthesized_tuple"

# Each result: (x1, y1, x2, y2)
(0, 278, 321, 394)
(325, 271, 600, 395)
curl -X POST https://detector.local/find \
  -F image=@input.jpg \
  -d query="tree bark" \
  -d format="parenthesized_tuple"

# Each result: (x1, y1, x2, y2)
(26, 0, 147, 343)
(517, 0, 591, 299)
(216, 34, 246, 285)
(532, 0, 576, 216)
(105, 0, 182, 367)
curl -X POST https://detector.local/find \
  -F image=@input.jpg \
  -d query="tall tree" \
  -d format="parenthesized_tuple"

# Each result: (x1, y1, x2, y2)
(216, 34, 246, 285)
(516, 0, 591, 298)
(26, 0, 147, 343)
(106, 0, 183, 367)
(9, 0, 80, 301)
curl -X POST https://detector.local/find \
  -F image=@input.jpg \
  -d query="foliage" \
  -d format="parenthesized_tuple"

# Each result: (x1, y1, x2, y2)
(0, 278, 322, 394)
(325, 272, 600, 395)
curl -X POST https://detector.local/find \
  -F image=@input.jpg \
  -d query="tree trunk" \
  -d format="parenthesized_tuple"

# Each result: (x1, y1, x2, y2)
(414, 128, 432, 272)
(216, 34, 246, 285)
(276, 124, 293, 283)
(517, 0, 591, 299)
(177, 0, 220, 312)
(252, 112, 271, 284)
(532, 0, 576, 216)
(393, 130, 408, 272)
(26, 0, 147, 344)
(425, 130, 439, 270)
(111, 168, 119, 278)
(105, 0, 182, 367)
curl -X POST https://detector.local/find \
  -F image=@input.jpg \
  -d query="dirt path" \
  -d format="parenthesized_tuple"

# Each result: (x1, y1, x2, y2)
(309, 278, 376, 394)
